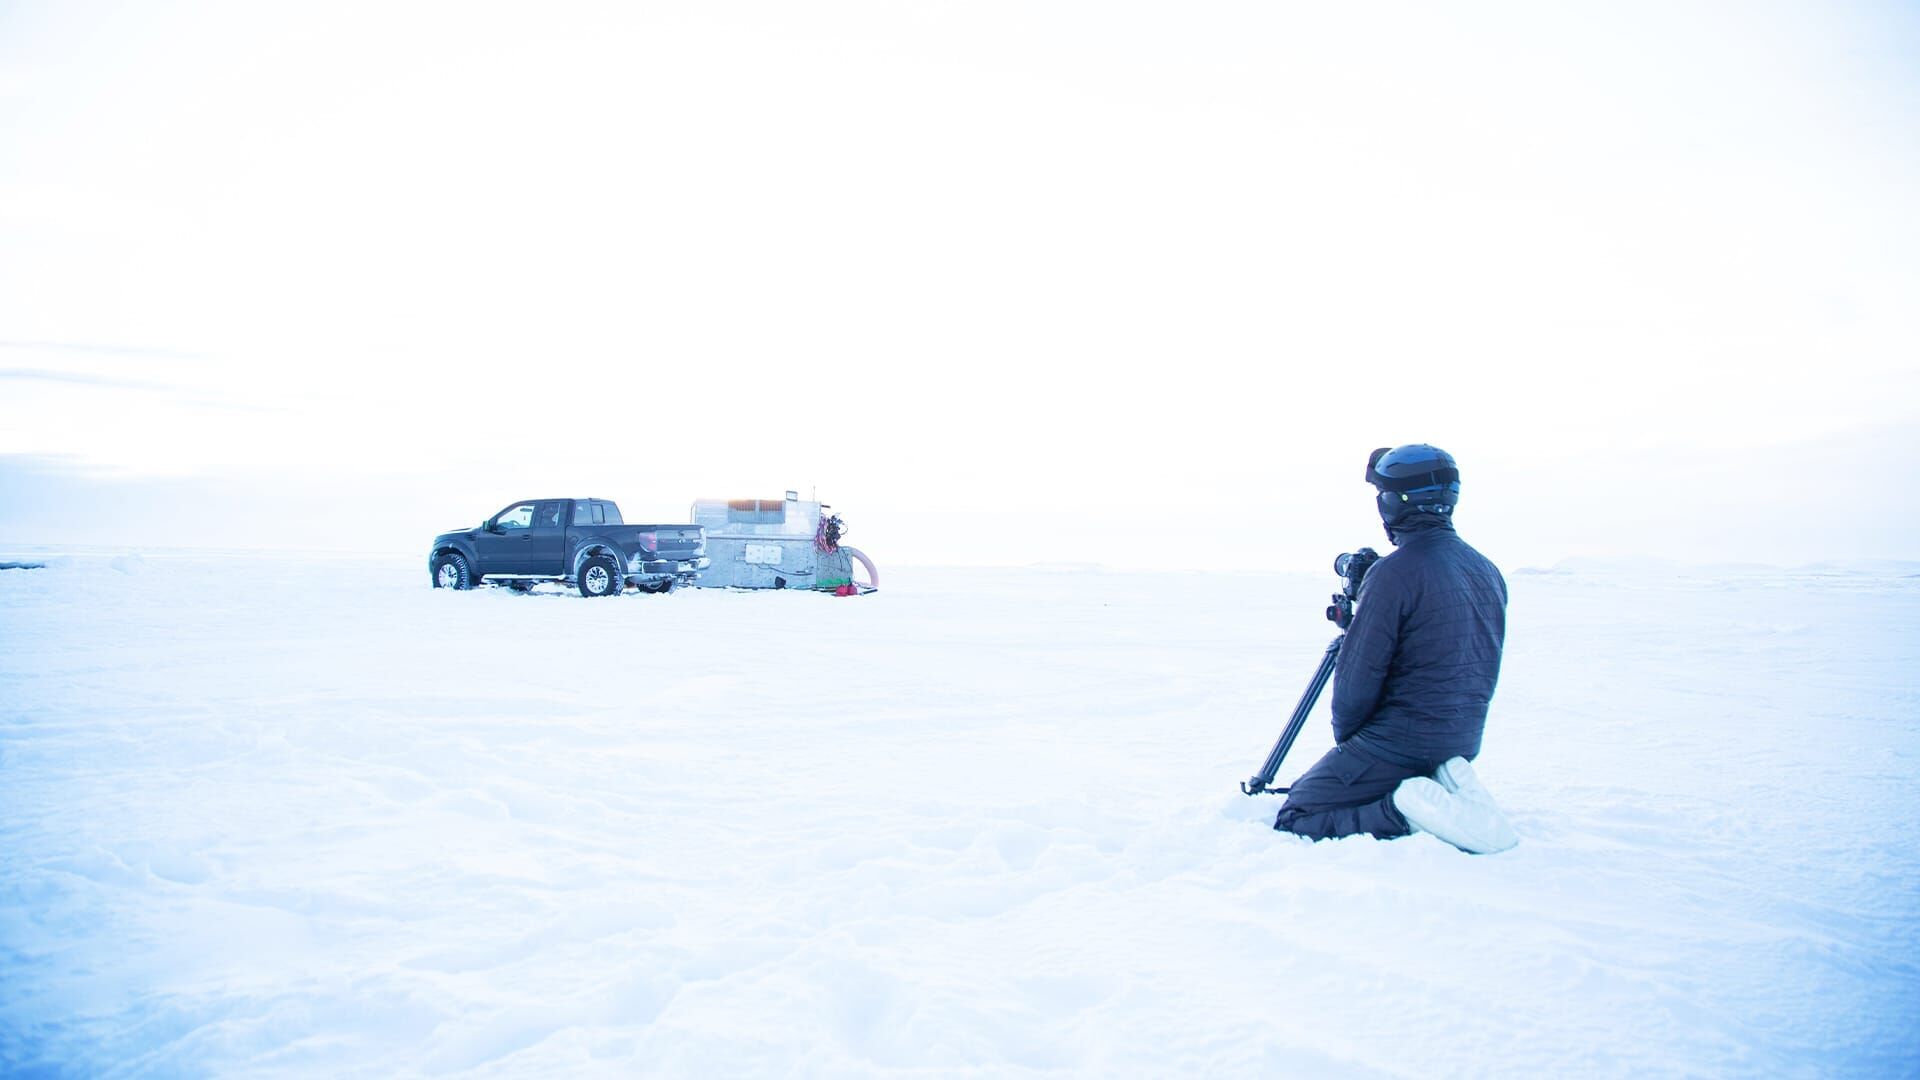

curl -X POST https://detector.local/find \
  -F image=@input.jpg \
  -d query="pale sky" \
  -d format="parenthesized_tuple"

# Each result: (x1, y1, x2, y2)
(2, 1, 1916, 570)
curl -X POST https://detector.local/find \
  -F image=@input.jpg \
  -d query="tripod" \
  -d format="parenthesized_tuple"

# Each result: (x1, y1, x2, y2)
(1240, 634, 1342, 796)
(1240, 546, 1377, 797)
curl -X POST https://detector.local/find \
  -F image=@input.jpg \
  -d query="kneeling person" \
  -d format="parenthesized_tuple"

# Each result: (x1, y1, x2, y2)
(1273, 444, 1518, 854)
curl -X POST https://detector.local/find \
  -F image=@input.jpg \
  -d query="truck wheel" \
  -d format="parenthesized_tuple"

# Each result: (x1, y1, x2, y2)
(578, 556, 620, 597)
(432, 553, 474, 590)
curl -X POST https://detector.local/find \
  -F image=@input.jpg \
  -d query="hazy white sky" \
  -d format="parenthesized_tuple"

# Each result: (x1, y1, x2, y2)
(2, 1, 1916, 569)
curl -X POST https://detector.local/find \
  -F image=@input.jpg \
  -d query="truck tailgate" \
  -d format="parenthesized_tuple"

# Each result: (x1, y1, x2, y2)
(645, 526, 703, 559)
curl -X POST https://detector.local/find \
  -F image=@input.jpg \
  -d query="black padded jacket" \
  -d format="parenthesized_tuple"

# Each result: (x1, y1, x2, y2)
(1331, 516, 1508, 770)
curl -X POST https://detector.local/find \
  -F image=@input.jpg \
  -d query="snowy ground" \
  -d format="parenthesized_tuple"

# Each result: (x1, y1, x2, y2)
(2, 551, 1917, 1077)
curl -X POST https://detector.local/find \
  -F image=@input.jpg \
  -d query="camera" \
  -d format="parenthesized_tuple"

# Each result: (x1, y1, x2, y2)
(1334, 548, 1379, 586)
(1326, 547, 1380, 628)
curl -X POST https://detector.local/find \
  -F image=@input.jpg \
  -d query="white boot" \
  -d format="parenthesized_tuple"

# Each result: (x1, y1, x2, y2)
(1435, 756, 1496, 807)
(1393, 777, 1519, 854)
(1434, 757, 1519, 849)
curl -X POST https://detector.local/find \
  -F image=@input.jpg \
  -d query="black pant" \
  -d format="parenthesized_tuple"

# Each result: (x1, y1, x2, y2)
(1273, 744, 1421, 841)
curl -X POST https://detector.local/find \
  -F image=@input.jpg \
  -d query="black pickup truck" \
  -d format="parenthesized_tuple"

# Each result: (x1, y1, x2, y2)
(428, 498, 709, 597)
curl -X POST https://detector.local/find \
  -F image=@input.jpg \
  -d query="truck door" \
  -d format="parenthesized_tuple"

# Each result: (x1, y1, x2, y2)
(475, 501, 537, 574)
(527, 500, 569, 575)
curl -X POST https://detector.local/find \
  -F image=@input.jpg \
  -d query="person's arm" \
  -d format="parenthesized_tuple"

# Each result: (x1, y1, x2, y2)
(1330, 570, 1402, 742)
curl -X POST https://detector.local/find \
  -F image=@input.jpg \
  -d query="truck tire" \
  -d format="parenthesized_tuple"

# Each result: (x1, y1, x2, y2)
(637, 581, 673, 594)
(432, 553, 474, 590)
(578, 556, 620, 598)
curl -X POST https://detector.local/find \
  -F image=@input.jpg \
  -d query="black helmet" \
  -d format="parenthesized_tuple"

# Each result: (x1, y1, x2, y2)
(1366, 444, 1460, 523)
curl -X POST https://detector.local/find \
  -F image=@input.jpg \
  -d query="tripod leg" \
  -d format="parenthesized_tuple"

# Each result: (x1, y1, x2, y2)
(1242, 635, 1343, 795)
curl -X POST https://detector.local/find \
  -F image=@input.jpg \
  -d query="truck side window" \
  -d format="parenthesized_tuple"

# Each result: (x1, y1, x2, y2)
(535, 501, 565, 530)
(601, 502, 622, 525)
(497, 504, 536, 530)
(574, 500, 602, 525)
